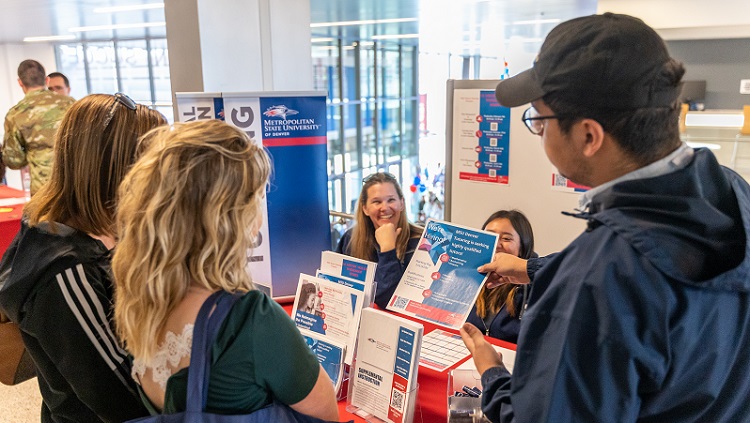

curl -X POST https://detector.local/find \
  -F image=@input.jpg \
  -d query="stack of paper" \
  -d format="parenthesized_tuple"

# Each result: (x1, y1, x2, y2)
(291, 273, 364, 365)
(319, 251, 377, 306)
(350, 308, 424, 423)
(299, 328, 347, 393)
(291, 250, 378, 395)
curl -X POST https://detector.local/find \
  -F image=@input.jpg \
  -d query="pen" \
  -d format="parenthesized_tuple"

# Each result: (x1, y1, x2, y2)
(461, 386, 480, 398)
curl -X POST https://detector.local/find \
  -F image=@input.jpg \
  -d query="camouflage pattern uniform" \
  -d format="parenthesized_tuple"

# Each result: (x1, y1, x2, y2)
(3, 89, 75, 195)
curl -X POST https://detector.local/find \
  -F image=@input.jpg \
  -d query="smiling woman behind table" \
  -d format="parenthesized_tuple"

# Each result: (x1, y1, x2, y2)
(336, 172, 423, 309)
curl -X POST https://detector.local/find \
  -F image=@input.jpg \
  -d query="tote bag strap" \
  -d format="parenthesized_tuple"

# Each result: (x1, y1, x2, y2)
(185, 290, 240, 413)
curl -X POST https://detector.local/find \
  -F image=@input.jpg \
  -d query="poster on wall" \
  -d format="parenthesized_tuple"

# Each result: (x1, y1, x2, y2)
(176, 91, 331, 299)
(551, 172, 590, 193)
(452, 89, 511, 185)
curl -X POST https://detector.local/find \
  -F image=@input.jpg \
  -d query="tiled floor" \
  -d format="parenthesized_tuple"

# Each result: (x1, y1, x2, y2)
(0, 378, 42, 422)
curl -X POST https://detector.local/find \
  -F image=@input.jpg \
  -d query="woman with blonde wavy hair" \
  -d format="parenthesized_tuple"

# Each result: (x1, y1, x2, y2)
(336, 172, 423, 309)
(0, 93, 166, 423)
(113, 120, 339, 420)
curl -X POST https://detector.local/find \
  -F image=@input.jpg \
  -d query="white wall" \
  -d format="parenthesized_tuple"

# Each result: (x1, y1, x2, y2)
(445, 81, 586, 256)
(598, 0, 750, 40)
(0, 42, 57, 189)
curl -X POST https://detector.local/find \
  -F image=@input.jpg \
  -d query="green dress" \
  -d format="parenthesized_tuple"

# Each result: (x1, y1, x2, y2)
(142, 290, 321, 415)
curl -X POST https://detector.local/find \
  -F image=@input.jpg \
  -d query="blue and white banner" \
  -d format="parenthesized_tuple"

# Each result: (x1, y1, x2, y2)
(175, 91, 331, 298)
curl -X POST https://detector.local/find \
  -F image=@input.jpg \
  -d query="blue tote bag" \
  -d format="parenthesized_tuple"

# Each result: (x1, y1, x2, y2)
(128, 291, 351, 423)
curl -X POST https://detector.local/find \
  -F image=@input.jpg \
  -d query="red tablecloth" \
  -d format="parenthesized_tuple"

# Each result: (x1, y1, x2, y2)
(0, 186, 26, 257)
(281, 303, 515, 423)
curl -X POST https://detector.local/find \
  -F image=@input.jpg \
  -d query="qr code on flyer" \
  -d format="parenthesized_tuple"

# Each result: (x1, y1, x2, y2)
(554, 173, 568, 187)
(391, 388, 405, 412)
(392, 296, 408, 309)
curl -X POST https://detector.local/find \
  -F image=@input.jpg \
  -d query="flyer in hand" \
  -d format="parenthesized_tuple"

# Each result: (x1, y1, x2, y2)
(350, 308, 423, 423)
(386, 219, 498, 329)
(291, 273, 364, 364)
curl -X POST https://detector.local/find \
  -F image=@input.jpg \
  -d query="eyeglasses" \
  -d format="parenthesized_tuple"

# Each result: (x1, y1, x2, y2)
(521, 106, 563, 135)
(102, 92, 137, 130)
(362, 171, 397, 184)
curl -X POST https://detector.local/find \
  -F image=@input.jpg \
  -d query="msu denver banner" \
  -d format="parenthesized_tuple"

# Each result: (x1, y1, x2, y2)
(176, 91, 331, 298)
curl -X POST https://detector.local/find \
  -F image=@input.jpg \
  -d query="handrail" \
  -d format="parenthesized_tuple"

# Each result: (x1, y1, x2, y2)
(330, 211, 354, 226)
(330, 210, 354, 219)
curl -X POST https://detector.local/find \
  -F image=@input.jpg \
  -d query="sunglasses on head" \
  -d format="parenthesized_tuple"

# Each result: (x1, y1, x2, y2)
(362, 171, 397, 184)
(102, 92, 137, 130)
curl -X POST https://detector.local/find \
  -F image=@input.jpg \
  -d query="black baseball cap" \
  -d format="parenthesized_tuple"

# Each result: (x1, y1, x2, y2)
(495, 13, 681, 110)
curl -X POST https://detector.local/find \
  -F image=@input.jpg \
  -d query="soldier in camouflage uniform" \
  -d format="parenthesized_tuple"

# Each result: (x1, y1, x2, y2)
(3, 60, 75, 195)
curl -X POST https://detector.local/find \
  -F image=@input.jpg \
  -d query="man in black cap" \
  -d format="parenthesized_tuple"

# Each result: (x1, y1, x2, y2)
(461, 13, 750, 423)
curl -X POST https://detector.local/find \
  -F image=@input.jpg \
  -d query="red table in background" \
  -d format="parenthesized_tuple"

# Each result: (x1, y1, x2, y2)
(0, 186, 27, 257)
(281, 303, 516, 423)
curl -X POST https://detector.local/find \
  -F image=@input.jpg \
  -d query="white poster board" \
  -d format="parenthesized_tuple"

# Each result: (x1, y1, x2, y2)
(445, 80, 585, 255)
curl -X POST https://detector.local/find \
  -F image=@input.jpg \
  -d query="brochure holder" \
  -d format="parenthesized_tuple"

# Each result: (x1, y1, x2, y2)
(447, 368, 487, 423)
(336, 364, 350, 401)
(367, 281, 377, 309)
(338, 279, 374, 403)
(346, 359, 419, 423)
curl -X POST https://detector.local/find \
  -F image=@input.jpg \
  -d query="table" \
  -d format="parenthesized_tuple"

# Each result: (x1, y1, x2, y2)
(281, 303, 516, 423)
(0, 186, 26, 257)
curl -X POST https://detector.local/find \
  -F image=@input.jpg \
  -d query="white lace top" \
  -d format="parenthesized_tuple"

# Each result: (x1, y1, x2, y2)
(132, 324, 194, 390)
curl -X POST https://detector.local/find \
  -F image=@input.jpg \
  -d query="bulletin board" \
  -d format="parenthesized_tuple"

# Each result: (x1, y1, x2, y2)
(444, 79, 585, 255)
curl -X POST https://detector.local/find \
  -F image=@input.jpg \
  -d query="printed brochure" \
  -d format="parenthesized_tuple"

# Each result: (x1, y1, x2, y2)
(386, 219, 498, 329)
(320, 250, 377, 305)
(299, 328, 346, 393)
(350, 308, 423, 423)
(291, 273, 364, 364)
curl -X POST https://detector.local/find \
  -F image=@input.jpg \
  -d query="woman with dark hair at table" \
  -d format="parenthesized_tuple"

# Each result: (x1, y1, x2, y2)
(465, 210, 535, 344)
(0, 93, 166, 422)
(336, 171, 423, 308)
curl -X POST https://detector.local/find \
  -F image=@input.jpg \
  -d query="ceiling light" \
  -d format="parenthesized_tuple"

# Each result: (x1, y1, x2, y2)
(311, 18, 417, 28)
(311, 37, 335, 43)
(24, 35, 77, 42)
(511, 18, 561, 26)
(371, 34, 419, 40)
(94, 3, 164, 13)
(69, 22, 166, 32)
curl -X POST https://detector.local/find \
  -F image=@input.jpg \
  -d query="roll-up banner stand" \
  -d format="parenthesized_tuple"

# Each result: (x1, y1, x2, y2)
(175, 92, 225, 122)
(175, 91, 331, 301)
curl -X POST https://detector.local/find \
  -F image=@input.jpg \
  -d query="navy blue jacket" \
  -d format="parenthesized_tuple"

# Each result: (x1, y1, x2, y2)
(481, 149, 750, 423)
(465, 288, 524, 344)
(336, 228, 420, 309)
